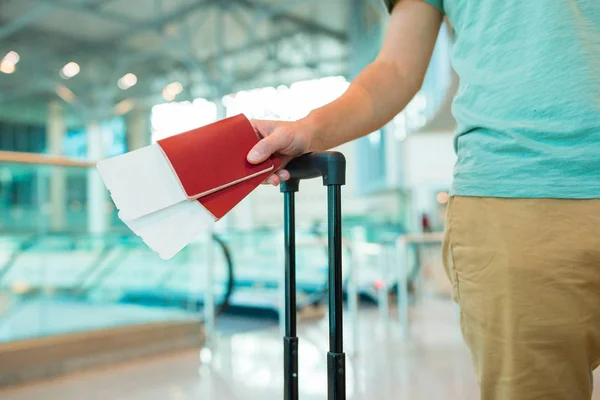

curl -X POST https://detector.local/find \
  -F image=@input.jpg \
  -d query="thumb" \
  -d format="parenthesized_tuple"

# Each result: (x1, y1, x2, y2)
(247, 129, 290, 164)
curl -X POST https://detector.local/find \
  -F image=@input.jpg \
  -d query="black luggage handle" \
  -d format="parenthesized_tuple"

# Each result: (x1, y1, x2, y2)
(280, 151, 347, 400)
(281, 151, 346, 190)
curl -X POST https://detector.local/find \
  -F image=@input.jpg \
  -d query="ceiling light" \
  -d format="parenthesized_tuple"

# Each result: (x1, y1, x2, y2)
(165, 81, 183, 95)
(61, 62, 80, 79)
(162, 88, 176, 102)
(161, 82, 183, 102)
(118, 73, 137, 90)
(114, 98, 135, 115)
(56, 84, 76, 103)
(3, 51, 20, 65)
(0, 60, 15, 74)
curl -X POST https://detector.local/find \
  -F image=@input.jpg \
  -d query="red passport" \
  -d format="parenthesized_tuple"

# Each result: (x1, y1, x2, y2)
(157, 114, 279, 220)
(97, 113, 278, 259)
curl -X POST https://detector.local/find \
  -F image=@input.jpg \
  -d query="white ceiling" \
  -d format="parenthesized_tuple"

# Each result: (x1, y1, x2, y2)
(0, 0, 358, 126)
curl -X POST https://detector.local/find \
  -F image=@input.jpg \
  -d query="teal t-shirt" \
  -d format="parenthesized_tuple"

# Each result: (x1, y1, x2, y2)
(423, 0, 600, 198)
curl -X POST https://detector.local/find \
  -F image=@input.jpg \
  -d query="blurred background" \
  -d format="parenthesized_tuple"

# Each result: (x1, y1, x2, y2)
(0, 1, 470, 399)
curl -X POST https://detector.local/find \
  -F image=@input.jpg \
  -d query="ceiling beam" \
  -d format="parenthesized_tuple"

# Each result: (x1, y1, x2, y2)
(0, 0, 127, 40)
(87, 0, 117, 11)
(0, 4, 55, 39)
(99, 0, 217, 45)
(247, 0, 322, 20)
(231, 0, 347, 42)
(0, 18, 100, 54)
(200, 29, 302, 65)
(33, 0, 138, 26)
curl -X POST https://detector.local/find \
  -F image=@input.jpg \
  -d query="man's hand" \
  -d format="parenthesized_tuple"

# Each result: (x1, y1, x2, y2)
(247, 0, 443, 186)
(248, 119, 314, 186)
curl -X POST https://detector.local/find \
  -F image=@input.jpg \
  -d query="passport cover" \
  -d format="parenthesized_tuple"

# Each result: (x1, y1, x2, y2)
(96, 113, 280, 259)
(200, 155, 281, 219)
(157, 114, 274, 200)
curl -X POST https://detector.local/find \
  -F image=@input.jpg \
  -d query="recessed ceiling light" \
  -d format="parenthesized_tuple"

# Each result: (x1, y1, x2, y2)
(118, 73, 137, 90)
(61, 62, 80, 79)
(3, 51, 20, 65)
(0, 60, 16, 74)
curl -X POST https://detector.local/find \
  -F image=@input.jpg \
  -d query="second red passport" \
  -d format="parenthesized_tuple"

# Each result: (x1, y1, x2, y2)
(157, 114, 280, 220)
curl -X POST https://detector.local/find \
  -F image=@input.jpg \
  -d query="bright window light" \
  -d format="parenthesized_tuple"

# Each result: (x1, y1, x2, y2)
(151, 98, 218, 141)
(151, 76, 351, 142)
(223, 76, 350, 120)
(393, 112, 407, 141)
(368, 131, 381, 146)
(411, 93, 427, 111)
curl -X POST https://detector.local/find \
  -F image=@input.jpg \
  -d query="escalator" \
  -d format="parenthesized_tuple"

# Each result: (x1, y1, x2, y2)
(0, 233, 235, 341)
(0, 223, 411, 334)
(119, 233, 235, 317)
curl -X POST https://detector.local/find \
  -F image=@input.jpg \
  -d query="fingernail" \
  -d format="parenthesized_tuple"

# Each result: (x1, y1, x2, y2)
(277, 172, 286, 180)
(247, 150, 260, 162)
(267, 177, 276, 185)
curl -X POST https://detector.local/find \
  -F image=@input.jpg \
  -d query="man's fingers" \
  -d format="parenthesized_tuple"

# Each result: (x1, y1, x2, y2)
(266, 175, 280, 186)
(276, 169, 290, 181)
(259, 169, 291, 186)
(247, 129, 290, 164)
(261, 173, 280, 186)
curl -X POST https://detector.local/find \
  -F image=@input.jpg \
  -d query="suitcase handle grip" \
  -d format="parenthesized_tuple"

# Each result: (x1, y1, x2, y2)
(281, 152, 346, 192)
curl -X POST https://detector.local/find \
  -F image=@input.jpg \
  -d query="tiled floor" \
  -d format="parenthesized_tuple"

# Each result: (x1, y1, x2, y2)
(1, 297, 599, 400)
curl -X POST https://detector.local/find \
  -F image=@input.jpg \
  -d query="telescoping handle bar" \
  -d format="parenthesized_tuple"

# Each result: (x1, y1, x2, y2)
(280, 152, 347, 400)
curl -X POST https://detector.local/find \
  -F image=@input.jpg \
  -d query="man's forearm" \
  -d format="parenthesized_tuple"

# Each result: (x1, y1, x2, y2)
(301, 0, 443, 152)
(304, 59, 423, 152)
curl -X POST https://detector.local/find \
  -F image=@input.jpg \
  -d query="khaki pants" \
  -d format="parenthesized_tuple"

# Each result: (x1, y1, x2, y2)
(442, 196, 600, 400)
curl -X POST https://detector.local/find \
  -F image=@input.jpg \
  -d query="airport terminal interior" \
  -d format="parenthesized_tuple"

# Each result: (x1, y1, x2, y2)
(1, 1, 598, 399)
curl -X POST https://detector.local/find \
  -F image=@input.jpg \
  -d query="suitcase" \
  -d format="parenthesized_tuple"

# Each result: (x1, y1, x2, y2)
(279, 152, 347, 400)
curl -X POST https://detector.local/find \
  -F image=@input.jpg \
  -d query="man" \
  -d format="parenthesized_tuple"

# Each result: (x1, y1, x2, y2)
(246, 0, 600, 399)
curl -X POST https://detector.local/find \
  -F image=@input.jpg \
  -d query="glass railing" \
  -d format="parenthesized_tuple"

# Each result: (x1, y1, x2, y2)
(219, 228, 331, 289)
(0, 152, 217, 343)
(0, 232, 226, 343)
(0, 151, 122, 234)
(0, 152, 329, 342)
(0, 151, 413, 344)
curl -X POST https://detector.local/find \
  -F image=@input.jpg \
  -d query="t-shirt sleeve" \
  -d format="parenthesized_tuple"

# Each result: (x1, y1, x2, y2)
(384, 0, 444, 14)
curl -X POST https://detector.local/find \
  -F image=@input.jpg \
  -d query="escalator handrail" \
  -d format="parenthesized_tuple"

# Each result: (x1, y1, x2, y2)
(210, 234, 235, 316)
(79, 247, 129, 292)
(0, 234, 39, 284)
(72, 244, 116, 291)
(151, 233, 234, 318)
